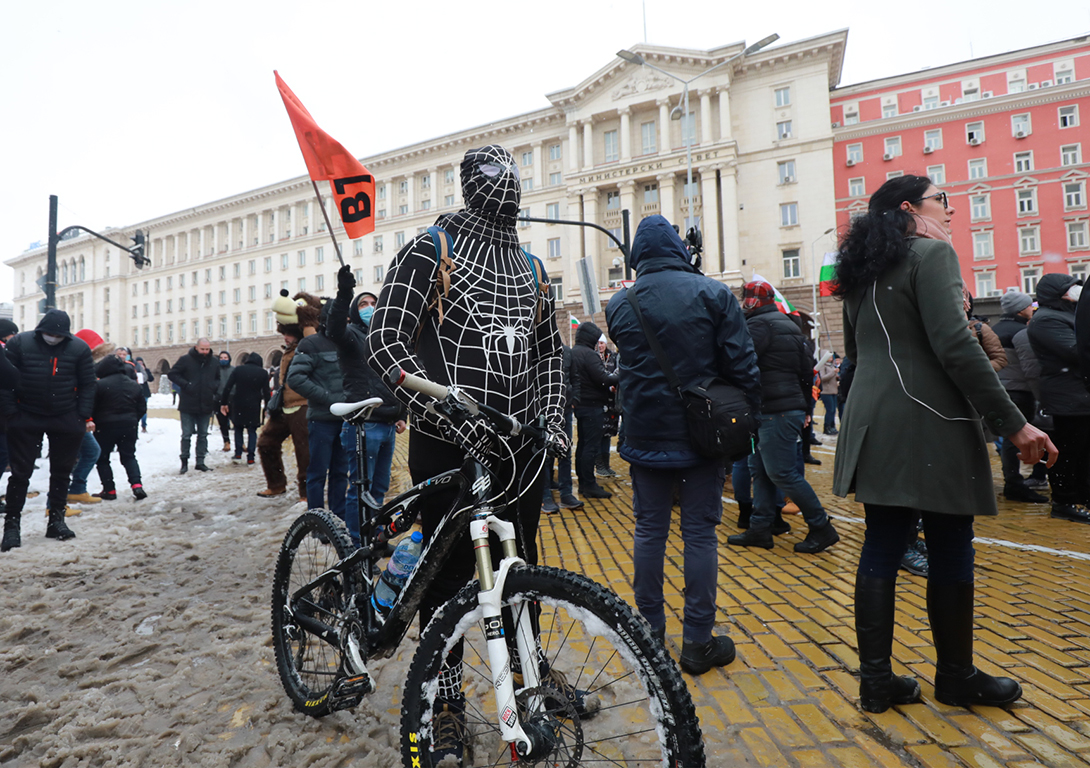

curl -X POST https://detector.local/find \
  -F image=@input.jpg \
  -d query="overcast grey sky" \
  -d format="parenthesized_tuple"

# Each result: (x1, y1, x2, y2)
(3, 0, 1088, 305)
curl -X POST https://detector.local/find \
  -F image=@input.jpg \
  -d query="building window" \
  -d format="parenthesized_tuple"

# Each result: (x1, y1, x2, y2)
(445, 194, 456, 206)
(782, 249, 801, 279)
(218, 317, 226, 337)
(1022, 267, 1041, 293)
(962, 85, 979, 101)
(546, 203, 560, 220)
(280, 253, 289, 270)
(374, 265, 384, 283)
(604, 130, 619, 162)
(641, 121, 656, 154)
(887, 170, 904, 180)
(296, 250, 305, 267)
(884, 137, 902, 157)
(924, 129, 942, 151)
(1014, 151, 1033, 173)
(1071, 262, 1090, 282)
(643, 183, 658, 204)
(778, 160, 796, 184)
(882, 103, 897, 119)
(548, 172, 562, 187)
(395, 231, 406, 249)
(975, 271, 995, 297)
(518, 209, 531, 228)
(847, 143, 863, 164)
(780, 202, 799, 227)
(606, 191, 621, 210)
(399, 180, 408, 194)
(1011, 113, 1031, 138)
(218, 266, 226, 281)
(517, 152, 531, 168)
(399, 204, 408, 215)
(280, 281, 289, 292)
(549, 144, 562, 161)
(353, 269, 363, 283)
(247, 286, 256, 301)
(1064, 181, 1085, 209)
(843, 110, 859, 126)
(374, 235, 384, 253)
(1061, 144, 1081, 166)
(923, 95, 940, 110)
(264, 256, 272, 272)
(421, 174, 431, 189)
(219, 290, 226, 306)
(973, 231, 994, 260)
(547, 238, 561, 258)
(776, 120, 792, 140)
(249, 313, 257, 333)
(774, 86, 791, 107)
(966, 122, 985, 144)
(248, 259, 256, 276)
(420, 199, 432, 210)
(849, 178, 865, 197)
(520, 178, 533, 192)
(681, 112, 697, 146)
(1056, 67, 1074, 85)
(607, 227, 622, 249)
(232, 288, 240, 303)
(1059, 105, 1079, 129)
(551, 277, 563, 302)
(1008, 77, 1026, 94)
(970, 194, 990, 221)
(1016, 188, 1037, 215)
(1069, 222, 1089, 250)
(926, 165, 945, 185)
(1019, 227, 1039, 254)
(205, 293, 212, 308)
(297, 278, 306, 293)
(445, 169, 455, 184)
(377, 185, 387, 200)
(968, 158, 988, 180)
(682, 180, 699, 198)
(264, 283, 272, 299)
(315, 275, 325, 292)
(315, 247, 324, 264)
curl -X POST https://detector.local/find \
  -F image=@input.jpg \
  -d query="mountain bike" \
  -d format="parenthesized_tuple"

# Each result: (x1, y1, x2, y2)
(271, 368, 705, 767)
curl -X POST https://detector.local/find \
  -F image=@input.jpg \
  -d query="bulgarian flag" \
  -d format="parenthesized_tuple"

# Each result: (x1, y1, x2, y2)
(751, 274, 796, 315)
(818, 252, 839, 296)
(570, 316, 580, 328)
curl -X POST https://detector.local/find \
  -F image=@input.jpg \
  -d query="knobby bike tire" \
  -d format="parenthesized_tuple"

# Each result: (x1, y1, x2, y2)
(400, 565, 705, 767)
(271, 510, 361, 717)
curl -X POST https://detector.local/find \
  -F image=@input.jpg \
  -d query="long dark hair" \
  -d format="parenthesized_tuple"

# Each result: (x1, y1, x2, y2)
(832, 175, 933, 298)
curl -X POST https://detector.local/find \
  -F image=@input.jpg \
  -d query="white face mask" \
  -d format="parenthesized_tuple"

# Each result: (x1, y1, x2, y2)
(1064, 284, 1083, 302)
(41, 333, 64, 346)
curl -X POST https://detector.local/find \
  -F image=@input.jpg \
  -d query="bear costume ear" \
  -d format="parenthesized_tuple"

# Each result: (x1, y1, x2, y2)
(272, 289, 301, 326)
(292, 292, 323, 330)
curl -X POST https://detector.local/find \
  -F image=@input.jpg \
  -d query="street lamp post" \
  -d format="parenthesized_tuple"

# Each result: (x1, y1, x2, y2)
(810, 226, 835, 350)
(617, 34, 778, 263)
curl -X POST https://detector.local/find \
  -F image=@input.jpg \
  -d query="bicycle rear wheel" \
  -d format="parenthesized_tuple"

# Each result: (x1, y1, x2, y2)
(271, 510, 361, 717)
(400, 565, 705, 767)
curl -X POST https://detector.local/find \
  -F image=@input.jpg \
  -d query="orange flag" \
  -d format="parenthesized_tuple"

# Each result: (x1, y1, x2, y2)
(275, 71, 376, 239)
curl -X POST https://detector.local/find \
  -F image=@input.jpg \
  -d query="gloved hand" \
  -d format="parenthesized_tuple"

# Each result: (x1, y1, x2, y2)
(546, 427, 571, 460)
(337, 263, 356, 295)
(440, 416, 498, 460)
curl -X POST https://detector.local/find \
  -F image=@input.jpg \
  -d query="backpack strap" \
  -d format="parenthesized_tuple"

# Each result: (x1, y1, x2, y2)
(521, 247, 549, 323)
(426, 226, 456, 326)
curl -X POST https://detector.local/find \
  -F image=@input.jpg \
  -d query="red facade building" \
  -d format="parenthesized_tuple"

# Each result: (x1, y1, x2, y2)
(830, 36, 1090, 298)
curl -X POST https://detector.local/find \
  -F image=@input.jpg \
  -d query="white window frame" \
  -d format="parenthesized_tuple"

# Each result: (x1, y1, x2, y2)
(882, 104, 897, 119)
(1016, 188, 1037, 215)
(1019, 226, 1039, 255)
(1064, 181, 1086, 210)
(969, 158, 988, 180)
(780, 202, 799, 227)
(926, 165, 945, 185)
(549, 172, 562, 187)
(975, 271, 996, 298)
(1011, 113, 1032, 138)
(884, 136, 902, 157)
(776, 120, 792, 140)
(970, 194, 990, 221)
(848, 177, 865, 197)
(846, 143, 863, 164)
(924, 129, 943, 151)
(782, 249, 801, 279)
(973, 231, 994, 260)
(604, 130, 619, 162)
(641, 121, 657, 154)
(547, 238, 561, 259)
(1022, 267, 1042, 294)
(1055, 68, 1074, 85)
(966, 122, 985, 144)
(643, 183, 658, 204)
(774, 86, 791, 107)
(606, 191, 621, 210)
(923, 95, 940, 110)
(548, 144, 562, 161)
(778, 160, 796, 184)
(1014, 151, 1034, 173)
(1059, 105, 1079, 129)
(1061, 144, 1082, 166)
(1069, 221, 1089, 250)
(521, 152, 533, 167)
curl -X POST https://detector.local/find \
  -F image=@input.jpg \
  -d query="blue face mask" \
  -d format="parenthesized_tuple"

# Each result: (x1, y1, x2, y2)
(358, 306, 375, 324)
(219, 359, 230, 366)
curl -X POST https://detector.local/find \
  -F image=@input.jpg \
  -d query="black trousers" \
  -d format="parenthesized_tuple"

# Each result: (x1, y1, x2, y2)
(1048, 414, 1090, 506)
(5, 410, 85, 513)
(407, 430, 543, 626)
(215, 411, 231, 443)
(859, 504, 975, 585)
(573, 405, 605, 488)
(95, 422, 142, 491)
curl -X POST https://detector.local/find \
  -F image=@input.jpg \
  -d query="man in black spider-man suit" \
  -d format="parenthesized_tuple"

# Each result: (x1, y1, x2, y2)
(369, 145, 574, 759)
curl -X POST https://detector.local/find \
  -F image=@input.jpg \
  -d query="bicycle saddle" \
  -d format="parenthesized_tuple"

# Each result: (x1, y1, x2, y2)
(331, 397, 386, 420)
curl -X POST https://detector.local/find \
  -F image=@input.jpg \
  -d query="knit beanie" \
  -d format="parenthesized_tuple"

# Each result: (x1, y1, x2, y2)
(1000, 291, 1033, 316)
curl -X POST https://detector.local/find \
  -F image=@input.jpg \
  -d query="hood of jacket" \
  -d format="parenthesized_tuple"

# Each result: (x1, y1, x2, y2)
(630, 215, 695, 275)
(35, 309, 73, 339)
(575, 321, 603, 349)
(1036, 273, 1080, 311)
(349, 291, 377, 329)
(245, 354, 264, 367)
(95, 354, 127, 378)
(188, 346, 213, 365)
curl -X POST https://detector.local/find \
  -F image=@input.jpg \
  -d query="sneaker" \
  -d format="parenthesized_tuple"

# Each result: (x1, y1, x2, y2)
(541, 666, 601, 720)
(542, 498, 560, 514)
(1024, 476, 1049, 490)
(1003, 483, 1049, 504)
(232, 456, 243, 465)
(132, 485, 148, 501)
(67, 492, 101, 505)
(430, 696, 468, 764)
(92, 490, 118, 501)
(595, 466, 618, 478)
(727, 528, 774, 549)
(558, 494, 584, 509)
(794, 521, 840, 554)
(580, 485, 612, 499)
(900, 546, 928, 576)
(1051, 503, 1090, 524)
(824, 428, 839, 436)
(679, 636, 736, 675)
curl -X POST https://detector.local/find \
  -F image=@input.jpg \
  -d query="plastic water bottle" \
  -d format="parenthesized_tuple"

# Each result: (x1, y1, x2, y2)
(371, 531, 424, 617)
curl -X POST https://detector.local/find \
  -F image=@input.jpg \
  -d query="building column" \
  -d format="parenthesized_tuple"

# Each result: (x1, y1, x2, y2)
(405, 176, 414, 216)
(719, 163, 741, 274)
(568, 122, 580, 173)
(718, 87, 733, 141)
(532, 141, 544, 189)
(242, 216, 251, 249)
(658, 99, 671, 152)
(700, 89, 713, 145)
(254, 213, 264, 247)
(619, 107, 632, 162)
(573, 191, 586, 261)
(583, 190, 601, 285)
(199, 227, 207, 259)
(658, 173, 677, 227)
(619, 179, 637, 236)
(214, 222, 223, 254)
(583, 121, 594, 169)
(700, 165, 722, 273)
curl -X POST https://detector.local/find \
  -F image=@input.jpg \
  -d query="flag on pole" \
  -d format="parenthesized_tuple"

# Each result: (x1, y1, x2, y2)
(274, 71, 376, 239)
(570, 316, 580, 327)
(818, 252, 839, 296)
(751, 273, 796, 314)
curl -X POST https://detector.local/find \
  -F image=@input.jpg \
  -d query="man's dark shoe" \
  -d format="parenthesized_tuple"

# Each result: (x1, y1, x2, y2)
(430, 696, 468, 764)
(824, 428, 839, 436)
(132, 484, 148, 501)
(595, 466, 618, 478)
(900, 546, 928, 576)
(810, 437, 823, 446)
(1, 511, 20, 553)
(1024, 476, 1049, 490)
(772, 510, 791, 536)
(679, 636, 736, 675)
(1003, 483, 1048, 504)
(580, 485, 612, 499)
(93, 489, 117, 501)
(1051, 503, 1090, 523)
(194, 464, 214, 472)
(45, 508, 76, 541)
(736, 501, 752, 529)
(803, 455, 823, 465)
(794, 521, 839, 553)
(179, 459, 188, 475)
(558, 493, 584, 509)
(934, 665, 1022, 708)
(542, 497, 560, 514)
(727, 528, 774, 549)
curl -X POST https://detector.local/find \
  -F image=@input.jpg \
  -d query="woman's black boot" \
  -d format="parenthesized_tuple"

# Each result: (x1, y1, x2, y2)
(855, 574, 920, 713)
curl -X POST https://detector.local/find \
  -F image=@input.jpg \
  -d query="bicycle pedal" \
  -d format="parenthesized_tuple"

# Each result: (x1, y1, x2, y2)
(329, 673, 375, 711)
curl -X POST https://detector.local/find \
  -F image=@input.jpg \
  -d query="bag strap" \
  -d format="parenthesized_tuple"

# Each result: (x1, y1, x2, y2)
(426, 226, 456, 326)
(521, 247, 549, 324)
(626, 288, 684, 397)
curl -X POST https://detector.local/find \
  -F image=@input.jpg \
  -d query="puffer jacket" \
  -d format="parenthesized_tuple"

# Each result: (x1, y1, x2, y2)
(287, 328, 345, 423)
(222, 355, 271, 428)
(328, 288, 406, 424)
(1027, 273, 1089, 416)
(605, 214, 760, 466)
(0, 309, 96, 419)
(968, 318, 1007, 372)
(168, 347, 221, 414)
(570, 321, 617, 408)
(993, 314, 1033, 393)
(93, 355, 147, 425)
(745, 304, 812, 414)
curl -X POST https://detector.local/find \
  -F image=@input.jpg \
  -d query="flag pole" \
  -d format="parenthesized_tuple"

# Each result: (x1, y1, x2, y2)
(312, 180, 345, 267)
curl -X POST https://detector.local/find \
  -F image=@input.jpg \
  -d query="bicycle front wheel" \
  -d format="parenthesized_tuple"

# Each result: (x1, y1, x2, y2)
(400, 565, 705, 767)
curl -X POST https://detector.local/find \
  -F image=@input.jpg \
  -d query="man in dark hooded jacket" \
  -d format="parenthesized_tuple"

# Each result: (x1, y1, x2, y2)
(168, 338, 219, 473)
(92, 354, 148, 500)
(570, 320, 618, 499)
(605, 215, 760, 676)
(1028, 274, 1089, 522)
(220, 353, 271, 465)
(1, 310, 95, 551)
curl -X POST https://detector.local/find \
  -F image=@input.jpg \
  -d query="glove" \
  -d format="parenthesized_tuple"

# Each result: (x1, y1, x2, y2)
(546, 427, 571, 460)
(337, 263, 356, 295)
(439, 417, 498, 460)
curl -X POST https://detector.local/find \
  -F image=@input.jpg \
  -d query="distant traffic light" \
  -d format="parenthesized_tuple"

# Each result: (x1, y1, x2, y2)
(131, 229, 148, 268)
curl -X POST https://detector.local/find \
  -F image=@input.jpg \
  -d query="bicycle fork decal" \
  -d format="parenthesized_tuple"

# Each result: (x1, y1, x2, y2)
(406, 731, 421, 767)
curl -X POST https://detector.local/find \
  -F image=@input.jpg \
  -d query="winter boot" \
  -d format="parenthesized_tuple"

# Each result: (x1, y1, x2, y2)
(855, 574, 920, 713)
(1, 508, 20, 552)
(772, 509, 791, 536)
(928, 582, 1022, 707)
(727, 526, 774, 549)
(794, 520, 840, 553)
(736, 501, 752, 529)
(595, 456, 617, 478)
(1002, 482, 1048, 504)
(180, 458, 188, 475)
(580, 484, 612, 499)
(45, 507, 76, 542)
(132, 484, 148, 500)
(679, 635, 736, 675)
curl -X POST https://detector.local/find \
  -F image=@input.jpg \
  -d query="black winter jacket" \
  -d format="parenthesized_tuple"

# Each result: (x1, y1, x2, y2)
(0, 344, 20, 434)
(992, 315, 1033, 394)
(570, 322, 617, 408)
(1077, 287, 1090, 386)
(168, 347, 221, 414)
(222, 356, 271, 428)
(328, 288, 407, 424)
(0, 309, 96, 419)
(93, 356, 147, 425)
(287, 329, 346, 423)
(1027, 273, 1090, 416)
(605, 215, 760, 464)
(746, 304, 812, 414)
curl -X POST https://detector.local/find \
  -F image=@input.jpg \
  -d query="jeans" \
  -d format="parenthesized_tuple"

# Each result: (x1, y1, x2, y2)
(180, 411, 212, 462)
(341, 421, 398, 546)
(732, 457, 784, 508)
(233, 425, 258, 460)
(749, 410, 828, 531)
(95, 423, 141, 490)
(820, 394, 838, 432)
(306, 419, 349, 521)
(631, 460, 725, 643)
(542, 406, 574, 501)
(859, 504, 975, 585)
(140, 397, 149, 430)
(68, 432, 102, 495)
(573, 405, 605, 488)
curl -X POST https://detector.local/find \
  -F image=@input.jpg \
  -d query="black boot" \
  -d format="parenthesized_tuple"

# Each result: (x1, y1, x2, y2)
(794, 520, 840, 553)
(736, 501, 752, 529)
(45, 507, 76, 542)
(180, 458, 188, 475)
(928, 582, 1022, 707)
(1002, 482, 1048, 504)
(1, 508, 21, 552)
(855, 574, 920, 712)
(772, 509, 791, 536)
(679, 636, 736, 675)
(727, 527, 774, 549)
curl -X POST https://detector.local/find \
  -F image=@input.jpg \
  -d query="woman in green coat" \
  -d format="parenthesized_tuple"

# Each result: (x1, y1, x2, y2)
(831, 175, 1055, 714)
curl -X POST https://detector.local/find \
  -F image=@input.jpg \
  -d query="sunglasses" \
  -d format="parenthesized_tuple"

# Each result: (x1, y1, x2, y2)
(913, 191, 949, 209)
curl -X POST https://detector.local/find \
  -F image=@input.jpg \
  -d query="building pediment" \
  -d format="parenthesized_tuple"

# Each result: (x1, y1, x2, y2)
(610, 71, 676, 101)
(1061, 169, 1089, 181)
(1014, 176, 1039, 186)
(967, 183, 993, 193)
